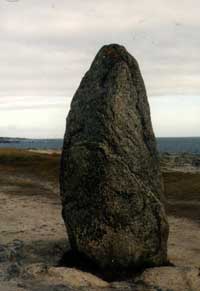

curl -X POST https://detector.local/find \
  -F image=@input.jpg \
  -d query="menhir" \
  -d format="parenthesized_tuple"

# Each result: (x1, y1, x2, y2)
(60, 44, 169, 270)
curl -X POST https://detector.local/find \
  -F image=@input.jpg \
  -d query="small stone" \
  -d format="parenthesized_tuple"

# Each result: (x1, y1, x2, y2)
(0, 245, 8, 262)
(7, 262, 21, 278)
(8, 240, 24, 262)
(137, 266, 200, 291)
(22, 263, 48, 279)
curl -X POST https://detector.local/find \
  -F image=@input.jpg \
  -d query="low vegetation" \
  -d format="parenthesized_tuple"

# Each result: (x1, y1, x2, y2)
(163, 171, 200, 201)
(164, 171, 200, 223)
(0, 148, 60, 183)
(0, 148, 199, 223)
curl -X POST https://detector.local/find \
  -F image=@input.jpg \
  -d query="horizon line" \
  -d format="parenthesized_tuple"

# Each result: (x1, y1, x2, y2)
(1, 136, 200, 140)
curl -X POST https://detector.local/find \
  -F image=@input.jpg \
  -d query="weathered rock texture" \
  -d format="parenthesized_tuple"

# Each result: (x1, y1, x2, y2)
(60, 44, 169, 270)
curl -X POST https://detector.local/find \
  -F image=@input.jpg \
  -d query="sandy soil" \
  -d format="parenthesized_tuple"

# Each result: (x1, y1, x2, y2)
(0, 150, 200, 290)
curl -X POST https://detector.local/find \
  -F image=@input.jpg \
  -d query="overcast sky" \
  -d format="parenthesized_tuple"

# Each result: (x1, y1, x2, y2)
(0, 0, 199, 138)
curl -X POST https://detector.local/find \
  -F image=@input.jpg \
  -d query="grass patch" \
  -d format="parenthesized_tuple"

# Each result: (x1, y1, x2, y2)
(166, 202, 200, 223)
(0, 148, 60, 183)
(163, 171, 200, 201)
(163, 171, 200, 223)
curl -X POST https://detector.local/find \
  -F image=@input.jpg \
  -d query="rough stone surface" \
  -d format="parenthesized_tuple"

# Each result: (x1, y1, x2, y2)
(138, 266, 200, 291)
(60, 44, 169, 270)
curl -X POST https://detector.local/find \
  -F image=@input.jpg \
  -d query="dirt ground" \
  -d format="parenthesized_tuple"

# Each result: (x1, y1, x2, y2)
(0, 149, 200, 290)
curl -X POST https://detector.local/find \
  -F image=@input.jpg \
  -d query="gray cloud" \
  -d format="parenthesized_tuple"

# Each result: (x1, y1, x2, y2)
(0, 0, 199, 137)
(0, 0, 199, 100)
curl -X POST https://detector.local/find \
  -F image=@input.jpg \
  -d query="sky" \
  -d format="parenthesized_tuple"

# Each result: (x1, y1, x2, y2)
(0, 0, 199, 138)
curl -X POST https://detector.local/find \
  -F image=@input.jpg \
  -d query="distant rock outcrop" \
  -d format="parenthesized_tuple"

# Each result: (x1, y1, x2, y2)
(60, 44, 169, 270)
(160, 152, 200, 173)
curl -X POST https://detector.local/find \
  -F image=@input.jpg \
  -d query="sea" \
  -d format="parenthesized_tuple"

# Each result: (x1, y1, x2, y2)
(0, 137, 200, 154)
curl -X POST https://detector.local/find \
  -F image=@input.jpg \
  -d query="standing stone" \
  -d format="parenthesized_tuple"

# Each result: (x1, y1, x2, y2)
(60, 44, 169, 270)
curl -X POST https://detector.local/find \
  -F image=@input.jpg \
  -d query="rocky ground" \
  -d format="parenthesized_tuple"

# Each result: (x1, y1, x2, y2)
(160, 152, 200, 173)
(0, 149, 200, 291)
